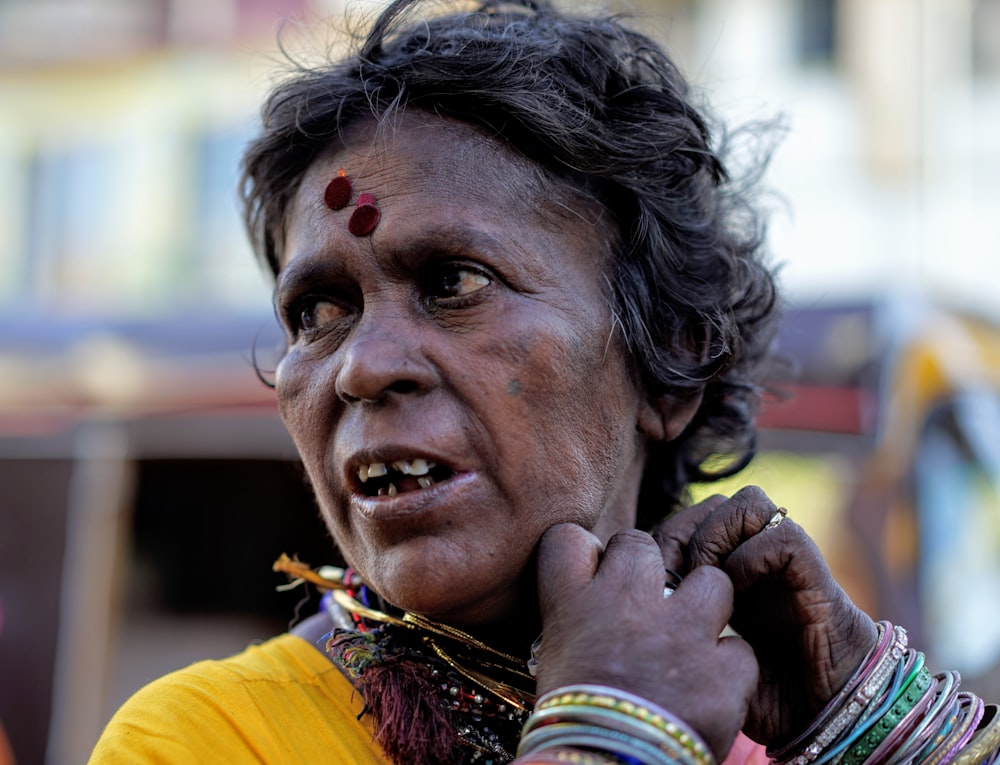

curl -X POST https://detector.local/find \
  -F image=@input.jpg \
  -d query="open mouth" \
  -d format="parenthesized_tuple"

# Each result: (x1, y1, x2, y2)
(355, 458, 456, 497)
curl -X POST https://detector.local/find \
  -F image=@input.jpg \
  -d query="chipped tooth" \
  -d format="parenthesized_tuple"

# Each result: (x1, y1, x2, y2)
(358, 465, 369, 482)
(387, 483, 398, 496)
(410, 459, 430, 476)
(417, 476, 434, 489)
(391, 460, 411, 475)
(367, 462, 387, 478)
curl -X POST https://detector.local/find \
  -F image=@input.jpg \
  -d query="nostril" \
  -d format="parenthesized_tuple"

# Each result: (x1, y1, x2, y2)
(338, 389, 374, 404)
(387, 380, 419, 395)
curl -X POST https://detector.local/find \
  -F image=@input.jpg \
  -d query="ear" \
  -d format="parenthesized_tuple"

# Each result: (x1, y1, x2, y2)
(637, 390, 704, 443)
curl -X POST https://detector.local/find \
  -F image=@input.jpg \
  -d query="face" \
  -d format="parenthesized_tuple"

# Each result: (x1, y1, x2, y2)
(275, 112, 660, 629)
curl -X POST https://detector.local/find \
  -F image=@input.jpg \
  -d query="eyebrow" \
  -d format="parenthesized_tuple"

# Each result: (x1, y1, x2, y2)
(275, 258, 337, 301)
(276, 222, 515, 290)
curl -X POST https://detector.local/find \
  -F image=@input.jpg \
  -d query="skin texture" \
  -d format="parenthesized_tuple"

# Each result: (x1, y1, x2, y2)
(653, 487, 879, 746)
(273, 111, 696, 641)
(535, 523, 758, 758)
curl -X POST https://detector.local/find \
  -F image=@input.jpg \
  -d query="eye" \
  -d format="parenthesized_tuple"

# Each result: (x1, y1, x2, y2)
(296, 298, 348, 334)
(430, 263, 491, 300)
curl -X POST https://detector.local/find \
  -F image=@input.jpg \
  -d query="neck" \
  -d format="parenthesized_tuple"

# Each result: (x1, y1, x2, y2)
(416, 587, 541, 662)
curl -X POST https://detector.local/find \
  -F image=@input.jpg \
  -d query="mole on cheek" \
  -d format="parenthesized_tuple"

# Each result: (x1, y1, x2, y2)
(507, 380, 522, 395)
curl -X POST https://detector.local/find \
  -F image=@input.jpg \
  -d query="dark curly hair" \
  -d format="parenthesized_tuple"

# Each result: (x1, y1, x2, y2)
(240, 0, 781, 529)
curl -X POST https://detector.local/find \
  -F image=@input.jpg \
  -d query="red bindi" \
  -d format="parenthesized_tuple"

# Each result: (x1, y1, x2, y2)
(348, 192, 381, 237)
(324, 168, 353, 210)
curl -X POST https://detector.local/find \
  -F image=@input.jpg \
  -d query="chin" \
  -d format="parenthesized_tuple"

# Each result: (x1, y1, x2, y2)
(377, 565, 527, 629)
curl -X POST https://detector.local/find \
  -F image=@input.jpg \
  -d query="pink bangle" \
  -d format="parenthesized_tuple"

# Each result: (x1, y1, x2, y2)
(773, 624, 908, 765)
(767, 621, 892, 761)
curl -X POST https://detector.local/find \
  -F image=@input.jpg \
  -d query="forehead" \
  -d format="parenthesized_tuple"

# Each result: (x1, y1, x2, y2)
(282, 111, 612, 265)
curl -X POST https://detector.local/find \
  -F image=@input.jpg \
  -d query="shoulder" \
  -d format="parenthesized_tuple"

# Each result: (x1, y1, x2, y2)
(89, 633, 387, 765)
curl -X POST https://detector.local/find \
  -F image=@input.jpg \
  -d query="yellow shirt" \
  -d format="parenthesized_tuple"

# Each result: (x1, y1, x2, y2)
(90, 632, 768, 765)
(89, 633, 389, 764)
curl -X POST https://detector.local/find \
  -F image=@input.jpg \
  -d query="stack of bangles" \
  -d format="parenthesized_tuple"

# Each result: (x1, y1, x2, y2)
(514, 622, 1000, 765)
(766, 622, 1000, 765)
(516, 685, 716, 765)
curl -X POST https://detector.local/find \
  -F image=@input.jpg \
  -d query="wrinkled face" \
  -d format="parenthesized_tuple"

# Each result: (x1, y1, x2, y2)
(274, 112, 656, 628)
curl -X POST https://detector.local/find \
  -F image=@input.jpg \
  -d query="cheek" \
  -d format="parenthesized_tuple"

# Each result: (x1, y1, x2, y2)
(498, 329, 639, 510)
(274, 353, 331, 462)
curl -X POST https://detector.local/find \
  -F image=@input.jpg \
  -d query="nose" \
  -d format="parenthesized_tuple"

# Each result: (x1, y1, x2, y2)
(335, 313, 435, 404)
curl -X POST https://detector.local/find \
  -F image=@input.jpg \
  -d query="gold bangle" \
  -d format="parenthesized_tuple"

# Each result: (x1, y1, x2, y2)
(952, 704, 1000, 765)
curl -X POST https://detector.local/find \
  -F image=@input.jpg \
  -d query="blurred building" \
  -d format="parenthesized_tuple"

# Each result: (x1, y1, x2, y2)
(0, 1, 998, 764)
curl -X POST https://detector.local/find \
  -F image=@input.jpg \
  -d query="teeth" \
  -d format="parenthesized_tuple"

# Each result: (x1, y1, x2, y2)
(387, 483, 398, 496)
(389, 458, 433, 476)
(361, 459, 436, 482)
(417, 476, 435, 489)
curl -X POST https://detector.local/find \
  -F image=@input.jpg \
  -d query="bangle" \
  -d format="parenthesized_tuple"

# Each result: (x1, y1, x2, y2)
(952, 704, 1000, 765)
(515, 750, 628, 765)
(811, 655, 908, 765)
(767, 622, 891, 762)
(774, 624, 908, 765)
(521, 685, 714, 765)
(882, 670, 960, 765)
(519, 722, 684, 765)
(839, 664, 932, 765)
(923, 692, 985, 765)
(527, 686, 714, 765)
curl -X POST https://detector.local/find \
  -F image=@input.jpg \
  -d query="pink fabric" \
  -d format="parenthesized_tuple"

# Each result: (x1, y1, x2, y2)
(723, 733, 769, 765)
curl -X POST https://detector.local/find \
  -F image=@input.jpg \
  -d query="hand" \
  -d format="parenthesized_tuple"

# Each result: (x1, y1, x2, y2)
(653, 487, 878, 746)
(534, 523, 759, 760)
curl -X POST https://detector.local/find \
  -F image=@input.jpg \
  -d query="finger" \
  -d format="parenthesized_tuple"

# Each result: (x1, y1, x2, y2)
(536, 523, 602, 616)
(666, 564, 735, 640)
(652, 495, 727, 574)
(723, 517, 812, 595)
(687, 486, 780, 569)
(598, 528, 667, 596)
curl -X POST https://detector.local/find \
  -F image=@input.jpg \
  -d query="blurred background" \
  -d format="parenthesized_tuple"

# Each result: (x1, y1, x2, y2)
(0, 0, 998, 763)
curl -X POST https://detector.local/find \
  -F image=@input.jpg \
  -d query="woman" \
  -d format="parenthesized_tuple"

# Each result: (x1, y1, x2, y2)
(90, 1, 1000, 763)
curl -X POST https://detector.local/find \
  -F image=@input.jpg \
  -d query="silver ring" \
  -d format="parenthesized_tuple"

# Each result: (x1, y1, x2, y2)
(764, 506, 788, 530)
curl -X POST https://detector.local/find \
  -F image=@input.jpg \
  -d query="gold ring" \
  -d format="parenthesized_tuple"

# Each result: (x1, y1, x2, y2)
(764, 506, 788, 530)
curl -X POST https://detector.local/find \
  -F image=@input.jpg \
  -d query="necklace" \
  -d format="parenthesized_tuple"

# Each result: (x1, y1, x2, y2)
(274, 556, 537, 764)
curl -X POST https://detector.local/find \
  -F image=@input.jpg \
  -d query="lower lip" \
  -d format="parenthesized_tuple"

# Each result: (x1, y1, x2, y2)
(350, 471, 478, 522)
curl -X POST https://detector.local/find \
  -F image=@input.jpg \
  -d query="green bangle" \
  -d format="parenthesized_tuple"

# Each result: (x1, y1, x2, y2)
(841, 666, 933, 765)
